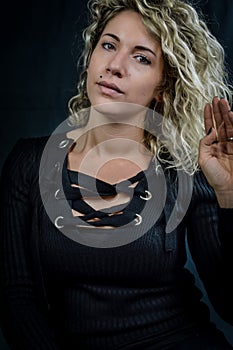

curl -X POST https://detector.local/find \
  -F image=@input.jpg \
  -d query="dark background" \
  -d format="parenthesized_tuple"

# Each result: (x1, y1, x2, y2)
(0, 0, 233, 349)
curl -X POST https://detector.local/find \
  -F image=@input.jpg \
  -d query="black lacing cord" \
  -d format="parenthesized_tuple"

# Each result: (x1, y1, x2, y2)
(61, 168, 149, 228)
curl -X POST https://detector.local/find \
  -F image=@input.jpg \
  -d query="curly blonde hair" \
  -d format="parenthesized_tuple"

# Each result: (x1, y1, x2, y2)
(68, 0, 232, 174)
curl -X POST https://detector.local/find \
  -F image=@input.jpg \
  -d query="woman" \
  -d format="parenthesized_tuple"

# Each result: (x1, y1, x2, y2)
(0, 0, 233, 349)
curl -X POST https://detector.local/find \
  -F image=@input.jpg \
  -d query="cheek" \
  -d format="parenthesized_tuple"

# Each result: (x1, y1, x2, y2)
(86, 59, 96, 88)
(137, 83, 156, 101)
(87, 51, 101, 73)
(86, 56, 102, 86)
(86, 70, 93, 100)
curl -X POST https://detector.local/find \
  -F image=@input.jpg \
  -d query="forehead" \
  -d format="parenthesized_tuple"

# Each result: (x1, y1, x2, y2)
(102, 10, 159, 48)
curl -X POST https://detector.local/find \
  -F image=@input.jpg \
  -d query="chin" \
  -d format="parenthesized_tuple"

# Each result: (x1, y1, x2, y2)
(91, 101, 148, 122)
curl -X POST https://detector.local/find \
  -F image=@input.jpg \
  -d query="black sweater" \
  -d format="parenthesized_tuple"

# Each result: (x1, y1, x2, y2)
(0, 134, 233, 350)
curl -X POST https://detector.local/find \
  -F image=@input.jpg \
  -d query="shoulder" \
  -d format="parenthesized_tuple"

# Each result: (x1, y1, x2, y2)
(3, 136, 49, 166)
(0, 136, 50, 186)
(2, 132, 71, 168)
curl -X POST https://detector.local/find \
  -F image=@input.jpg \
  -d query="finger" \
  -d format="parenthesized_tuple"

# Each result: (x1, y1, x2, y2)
(204, 103, 213, 134)
(202, 127, 217, 145)
(212, 96, 226, 141)
(212, 96, 225, 130)
(219, 99, 233, 138)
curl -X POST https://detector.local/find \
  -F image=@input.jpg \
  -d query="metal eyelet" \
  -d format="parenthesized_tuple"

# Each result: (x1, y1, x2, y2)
(140, 190, 152, 201)
(54, 189, 61, 199)
(66, 118, 74, 127)
(54, 161, 61, 172)
(58, 139, 69, 148)
(54, 216, 64, 228)
(134, 214, 142, 226)
(154, 162, 162, 175)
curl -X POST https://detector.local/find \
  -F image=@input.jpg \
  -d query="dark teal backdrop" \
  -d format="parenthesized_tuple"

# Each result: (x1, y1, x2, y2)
(0, 1, 233, 349)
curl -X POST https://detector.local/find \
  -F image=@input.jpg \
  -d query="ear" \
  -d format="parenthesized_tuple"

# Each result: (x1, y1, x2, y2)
(154, 91, 163, 102)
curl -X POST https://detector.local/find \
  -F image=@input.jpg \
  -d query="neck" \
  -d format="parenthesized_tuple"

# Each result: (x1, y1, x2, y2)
(91, 124, 144, 155)
(67, 105, 153, 179)
(85, 104, 147, 156)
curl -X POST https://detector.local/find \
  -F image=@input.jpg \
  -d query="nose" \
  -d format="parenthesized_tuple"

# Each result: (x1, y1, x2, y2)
(106, 51, 127, 78)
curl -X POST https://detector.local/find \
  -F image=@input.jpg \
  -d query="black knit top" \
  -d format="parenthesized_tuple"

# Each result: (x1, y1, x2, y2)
(0, 134, 233, 350)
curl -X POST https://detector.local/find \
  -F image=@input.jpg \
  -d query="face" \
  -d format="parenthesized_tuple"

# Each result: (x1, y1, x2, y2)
(86, 10, 164, 109)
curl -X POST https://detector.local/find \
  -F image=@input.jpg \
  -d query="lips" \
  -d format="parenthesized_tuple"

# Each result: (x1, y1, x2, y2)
(97, 81, 124, 94)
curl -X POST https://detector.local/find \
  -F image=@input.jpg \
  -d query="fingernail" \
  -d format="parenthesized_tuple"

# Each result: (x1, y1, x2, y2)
(207, 127, 212, 135)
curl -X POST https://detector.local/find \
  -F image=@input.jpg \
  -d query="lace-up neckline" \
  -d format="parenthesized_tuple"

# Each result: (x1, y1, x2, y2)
(62, 155, 153, 228)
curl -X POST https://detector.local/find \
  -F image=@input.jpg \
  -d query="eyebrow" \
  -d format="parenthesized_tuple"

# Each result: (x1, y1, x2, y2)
(102, 33, 157, 57)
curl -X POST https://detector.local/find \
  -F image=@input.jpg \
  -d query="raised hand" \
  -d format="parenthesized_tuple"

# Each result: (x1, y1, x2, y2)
(198, 96, 233, 208)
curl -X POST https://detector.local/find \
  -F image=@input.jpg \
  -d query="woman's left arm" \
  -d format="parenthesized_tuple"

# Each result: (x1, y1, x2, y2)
(198, 96, 233, 261)
(186, 97, 233, 324)
(186, 172, 233, 325)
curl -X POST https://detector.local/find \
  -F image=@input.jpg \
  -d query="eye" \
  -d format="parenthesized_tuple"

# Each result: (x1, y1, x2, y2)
(102, 42, 115, 51)
(135, 54, 151, 65)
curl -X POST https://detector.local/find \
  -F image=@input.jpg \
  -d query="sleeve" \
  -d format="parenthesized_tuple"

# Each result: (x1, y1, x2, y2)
(0, 138, 60, 350)
(186, 170, 233, 326)
(218, 208, 233, 260)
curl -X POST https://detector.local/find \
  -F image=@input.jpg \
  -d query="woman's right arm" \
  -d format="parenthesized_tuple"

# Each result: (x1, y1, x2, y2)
(0, 138, 59, 350)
